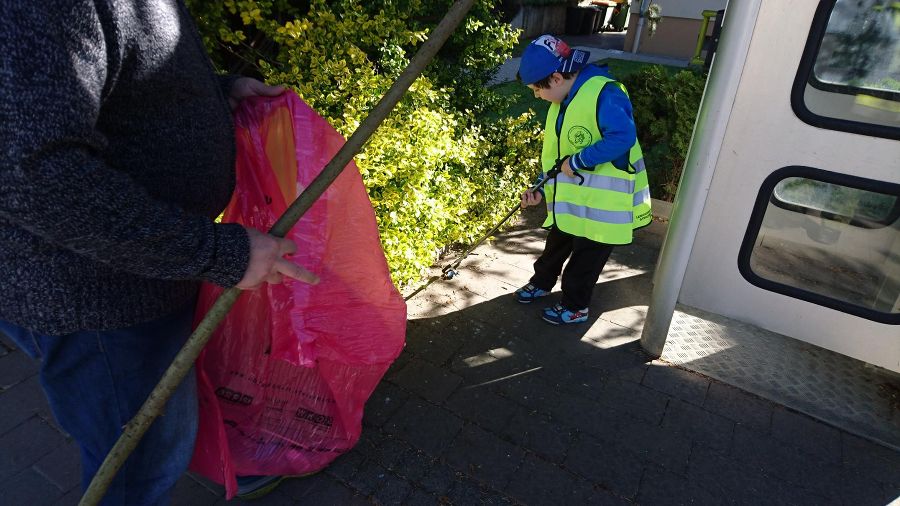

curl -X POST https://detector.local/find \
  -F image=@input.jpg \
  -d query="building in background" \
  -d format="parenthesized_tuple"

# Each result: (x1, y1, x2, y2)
(625, 0, 727, 59)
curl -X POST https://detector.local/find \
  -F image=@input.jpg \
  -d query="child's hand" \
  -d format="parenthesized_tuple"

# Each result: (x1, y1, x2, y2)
(561, 157, 576, 178)
(520, 190, 543, 208)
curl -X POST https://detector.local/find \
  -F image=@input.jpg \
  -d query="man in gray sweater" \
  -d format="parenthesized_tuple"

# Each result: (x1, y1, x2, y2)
(0, 1, 317, 503)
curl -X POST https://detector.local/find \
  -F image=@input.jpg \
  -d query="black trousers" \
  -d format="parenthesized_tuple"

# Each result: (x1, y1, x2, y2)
(530, 226, 615, 310)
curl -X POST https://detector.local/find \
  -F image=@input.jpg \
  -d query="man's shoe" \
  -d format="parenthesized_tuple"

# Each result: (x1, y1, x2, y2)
(541, 304, 589, 325)
(235, 475, 287, 500)
(515, 283, 550, 303)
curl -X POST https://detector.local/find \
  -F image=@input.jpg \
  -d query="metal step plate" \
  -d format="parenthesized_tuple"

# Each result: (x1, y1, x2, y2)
(661, 304, 900, 450)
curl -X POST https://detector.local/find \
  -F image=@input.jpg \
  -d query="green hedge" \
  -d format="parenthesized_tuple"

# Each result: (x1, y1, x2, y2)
(621, 65, 706, 202)
(187, 0, 541, 288)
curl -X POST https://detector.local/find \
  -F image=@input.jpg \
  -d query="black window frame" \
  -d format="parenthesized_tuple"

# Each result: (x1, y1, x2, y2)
(738, 166, 900, 325)
(769, 178, 900, 229)
(791, 0, 900, 141)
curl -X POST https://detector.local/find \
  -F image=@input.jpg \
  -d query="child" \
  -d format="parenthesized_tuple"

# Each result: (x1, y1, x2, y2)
(515, 34, 651, 325)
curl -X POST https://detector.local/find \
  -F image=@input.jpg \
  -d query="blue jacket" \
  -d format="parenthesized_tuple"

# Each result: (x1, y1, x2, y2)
(560, 64, 637, 172)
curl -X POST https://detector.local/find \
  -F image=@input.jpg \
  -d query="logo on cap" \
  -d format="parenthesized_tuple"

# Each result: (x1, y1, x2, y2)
(534, 35, 571, 59)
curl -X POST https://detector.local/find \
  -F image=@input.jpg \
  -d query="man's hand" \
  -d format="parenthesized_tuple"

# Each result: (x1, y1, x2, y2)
(520, 190, 543, 208)
(236, 228, 319, 290)
(228, 78, 285, 111)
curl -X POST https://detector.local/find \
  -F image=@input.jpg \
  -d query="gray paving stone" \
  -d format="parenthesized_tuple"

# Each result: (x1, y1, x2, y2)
(384, 398, 463, 456)
(33, 438, 80, 492)
(703, 381, 773, 431)
(611, 416, 692, 475)
(583, 489, 633, 505)
(686, 444, 789, 504)
(883, 482, 900, 504)
(347, 458, 390, 496)
(443, 424, 524, 490)
(57, 488, 82, 506)
(373, 473, 413, 505)
(730, 425, 822, 488)
(501, 407, 575, 464)
(419, 459, 461, 496)
(363, 381, 410, 428)
(636, 466, 720, 506)
(596, 306, 649, 335)
(642, 364, 710, 406)
(324, 448, 365, 483)
(504, 453, 600, 505)
(661, 399, 735, 454)
(385, 446, 435, 483)
(0, 417, 66, 482)
(353, 429, 388, 461)
(447, 337, 545, 386)
(579, 317, 643, 351)
(563, 432, 644, 500)
(383, 348, 412, 380)
(545, 390, 611, 437)
(355, 431, 405, 470)
(405, 320, 465, 366)
(391, 358, 463, 403)
(210, 490, 297, 505)
(0, 350, 39, 391)
(840, 432, 900, 489)
(445, 476, 510, 505)
(0, 467, 64, 506)
(770, 406, 842, 464)
(595, 377, 671, 425)
(571, 342, 650, 386)
(590, 272, 654, 313)
(278, 472, 365, 505)
(444, 386, 518, 433)
(820, 466, 890, 506)
(405, 488, 440, 505)
(0, 375, 54, 436)
(491, 372, 563, 414)
(171, 475, 220, 506)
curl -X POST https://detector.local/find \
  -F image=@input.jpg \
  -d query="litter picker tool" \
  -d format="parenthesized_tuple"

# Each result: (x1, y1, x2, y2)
(404, 159, 577, 301)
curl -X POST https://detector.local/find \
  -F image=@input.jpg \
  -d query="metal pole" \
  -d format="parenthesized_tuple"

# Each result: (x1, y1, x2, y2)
(640, 0, 762, 357)
(79, 1, 477, 503)
(630, 0, 650, 53)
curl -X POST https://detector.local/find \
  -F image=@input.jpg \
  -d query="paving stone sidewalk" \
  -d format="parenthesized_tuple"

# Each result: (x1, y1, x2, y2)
(1, 208, 898, 505)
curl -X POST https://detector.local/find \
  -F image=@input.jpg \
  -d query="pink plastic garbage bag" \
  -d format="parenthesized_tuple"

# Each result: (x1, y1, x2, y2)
(189, 91, 407, 498)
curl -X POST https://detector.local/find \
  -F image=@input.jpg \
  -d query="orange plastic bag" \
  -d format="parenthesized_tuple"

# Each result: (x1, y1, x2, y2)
(189, 92, 406, 498)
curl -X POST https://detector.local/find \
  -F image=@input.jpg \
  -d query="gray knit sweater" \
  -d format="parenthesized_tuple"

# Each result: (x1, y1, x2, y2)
(0, 0, 250, 335)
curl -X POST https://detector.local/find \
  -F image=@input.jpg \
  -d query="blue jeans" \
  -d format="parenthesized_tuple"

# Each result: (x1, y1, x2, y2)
(0, 304, 198, 506)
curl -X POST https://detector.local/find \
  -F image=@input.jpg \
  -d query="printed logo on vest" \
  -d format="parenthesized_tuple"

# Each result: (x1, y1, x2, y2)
(567, 126, 592, 149)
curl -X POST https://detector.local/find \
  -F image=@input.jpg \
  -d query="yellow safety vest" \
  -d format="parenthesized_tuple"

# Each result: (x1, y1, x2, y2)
(541, 76, 652, 244)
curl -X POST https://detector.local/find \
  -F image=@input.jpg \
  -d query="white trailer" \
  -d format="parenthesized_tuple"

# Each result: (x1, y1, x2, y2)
(640, 0, 899, 445)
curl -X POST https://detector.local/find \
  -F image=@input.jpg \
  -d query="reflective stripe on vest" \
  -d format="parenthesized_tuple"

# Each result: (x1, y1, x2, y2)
(540, 76, 651, 244)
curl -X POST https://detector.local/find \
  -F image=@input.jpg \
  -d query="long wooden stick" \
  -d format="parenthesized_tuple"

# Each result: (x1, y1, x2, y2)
(79, 1, 476, 503)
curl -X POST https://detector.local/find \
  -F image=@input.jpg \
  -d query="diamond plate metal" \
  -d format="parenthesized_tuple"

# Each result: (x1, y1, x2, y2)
(661, 304, 900, 450)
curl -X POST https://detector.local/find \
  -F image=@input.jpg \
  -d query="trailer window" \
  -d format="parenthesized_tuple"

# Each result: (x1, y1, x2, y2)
(740, 167, 900, 325)
(792, 0, 900, 139)
(772, 177, 899, 228)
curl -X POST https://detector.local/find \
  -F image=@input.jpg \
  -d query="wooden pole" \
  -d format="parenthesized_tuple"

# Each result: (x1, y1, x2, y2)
(79, 1, 477, 503)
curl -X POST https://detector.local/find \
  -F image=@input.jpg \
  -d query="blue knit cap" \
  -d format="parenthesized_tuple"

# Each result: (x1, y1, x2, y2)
(518, 35, 591, 85)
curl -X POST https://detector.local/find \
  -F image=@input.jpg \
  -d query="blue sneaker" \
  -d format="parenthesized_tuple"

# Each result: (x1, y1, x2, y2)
(541, 304, 589, 325)
(515, 283, 550, 303)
